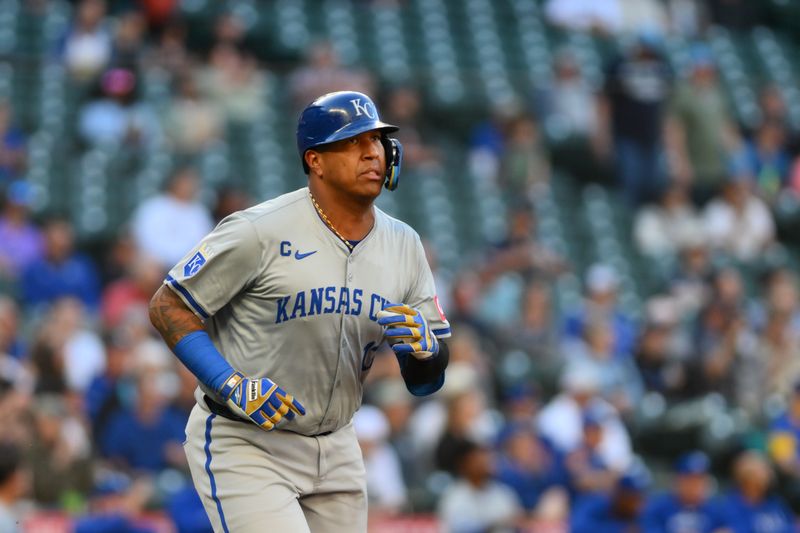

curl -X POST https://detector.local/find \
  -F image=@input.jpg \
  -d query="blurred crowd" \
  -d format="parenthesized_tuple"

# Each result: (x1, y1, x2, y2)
(0, 0, 799, 532)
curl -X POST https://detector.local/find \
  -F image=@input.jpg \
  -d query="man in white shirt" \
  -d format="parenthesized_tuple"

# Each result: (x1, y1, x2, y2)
(438, 440, 522, 533)
(703, 178, 775, 262)
(131, 166, 214, 270)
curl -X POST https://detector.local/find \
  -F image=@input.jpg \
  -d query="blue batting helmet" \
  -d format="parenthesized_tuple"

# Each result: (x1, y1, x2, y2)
(296, 91, 403, 190)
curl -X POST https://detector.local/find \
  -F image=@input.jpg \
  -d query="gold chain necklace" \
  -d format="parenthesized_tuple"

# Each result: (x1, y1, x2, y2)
(309, 192, 355, 251)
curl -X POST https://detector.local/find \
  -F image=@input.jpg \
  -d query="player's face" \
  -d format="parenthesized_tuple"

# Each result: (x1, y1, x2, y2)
(316, 130, 386, 200)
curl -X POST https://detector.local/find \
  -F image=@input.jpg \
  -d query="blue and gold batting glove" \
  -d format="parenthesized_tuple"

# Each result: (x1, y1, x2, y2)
(376, 303, 439, 360)
(218, 371, 306, 431)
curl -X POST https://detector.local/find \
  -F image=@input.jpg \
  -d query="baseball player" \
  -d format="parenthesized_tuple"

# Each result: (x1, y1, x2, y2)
(148, 91, 451, 533)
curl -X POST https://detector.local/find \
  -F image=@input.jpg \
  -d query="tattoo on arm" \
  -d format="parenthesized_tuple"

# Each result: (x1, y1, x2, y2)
(149, 285, 204, 349)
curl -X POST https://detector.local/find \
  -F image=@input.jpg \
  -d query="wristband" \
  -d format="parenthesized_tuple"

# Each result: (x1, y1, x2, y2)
(173, 331, 235, 392)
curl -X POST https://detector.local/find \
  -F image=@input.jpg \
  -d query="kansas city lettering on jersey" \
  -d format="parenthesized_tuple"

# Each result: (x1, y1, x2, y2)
(275, 286, 390, 324)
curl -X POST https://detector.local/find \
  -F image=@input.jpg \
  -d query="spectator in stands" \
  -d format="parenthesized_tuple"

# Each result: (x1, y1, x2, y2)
(84, 331, 133, 441)
(435, 388, 491, 474)
(634, 303, 693, 401)
(634, 182, 704, 259)
(666, 44, 739, 204)
(510, 281, 561, 366)
(537, 49, 607, 183)
(467, 100, 519, 184)
(354, 404, 407, 515)
(641, 451, 725, 533)
(110, 9, 147, 70)
(130, 166, 213, 270)
(59, 0, 112, 81)
(744, 120, 791, 205)
(696, 268, 760, 404)
(165, 484, 213, 533)
(0, 440, 26, 533)
(563, 319, 643, 415)
(29, 298, 105, 395)
(198, 43, 267, 124)
(74, 473, 157, 533)
(500, 114, 550, 198)
(370, 379, 427, 496)
(0, 296, 24, 360)
(143, 17, 189, 76)
(79, 67, 162, 148)
(768, 383, 800, 513)
(564, 409, 619, 497)
(571, 466, 650, 533)
(751, 268, 800, 335)
(0, 358, 32, 446)
(495, 422, 567, 518)
(718, 451, 793, 532)
(538, 365, 634, 471)
(288, 41, 374, 110)
(211, 9, 247, 49)
(21, 216, 101, 313)
(747, 305, 800, 413)
(28, 394, 93, 506)
(703, 175, 776, 262)
(0, 103, 27, 184)
(0, 181, 43, 285)
(538, 49, 600, 143)
(382, 85, 441, 171)
(544, 0, 623, 35)
(669, 235, 713, 317)
(101, 253, 163, 330)
(99, 356, 186, 473)
(164, 72, 223, 157)
(564, 263, 638, 357)
(599, 32, 673, 206)
(212, 185, 252, 224)
(499, 382, 540, 427)
(438, 439, 522, 533)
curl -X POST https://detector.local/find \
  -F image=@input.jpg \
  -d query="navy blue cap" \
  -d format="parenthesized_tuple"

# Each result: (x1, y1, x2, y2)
(502, 382, 538, 403)
(617, 466, 651, 492)
(674, 451, 710, 475)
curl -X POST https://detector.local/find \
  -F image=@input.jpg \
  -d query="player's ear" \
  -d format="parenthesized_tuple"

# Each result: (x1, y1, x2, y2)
(305, 150, 323, 177)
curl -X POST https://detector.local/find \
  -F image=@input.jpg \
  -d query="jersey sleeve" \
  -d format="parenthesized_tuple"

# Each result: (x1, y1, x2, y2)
(404, 234, 451, 339)
(164, 213, 262, 319)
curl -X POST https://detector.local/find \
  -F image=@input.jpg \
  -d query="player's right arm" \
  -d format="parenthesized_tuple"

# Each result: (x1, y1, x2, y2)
(149, 285, 305, 431)
(148, 213, 305, 431)
(149, 284, 204, 349)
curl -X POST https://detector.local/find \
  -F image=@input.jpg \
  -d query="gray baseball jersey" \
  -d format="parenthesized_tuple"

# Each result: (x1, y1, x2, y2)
(165, 186, 451, 436)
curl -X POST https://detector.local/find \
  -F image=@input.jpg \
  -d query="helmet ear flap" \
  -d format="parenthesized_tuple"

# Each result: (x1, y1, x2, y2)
(382, 137, 403, 191)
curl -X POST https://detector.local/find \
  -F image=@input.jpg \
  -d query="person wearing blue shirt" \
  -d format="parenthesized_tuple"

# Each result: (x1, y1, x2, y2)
(100, 371, 187, 472)
(642, 451, 726, 533)
(21, 215, 100, 312)
(718, 451, 794, 533)
(571, 466, 650, 533)
(565, 408, 619, 498)
(495, 422, 567, 513)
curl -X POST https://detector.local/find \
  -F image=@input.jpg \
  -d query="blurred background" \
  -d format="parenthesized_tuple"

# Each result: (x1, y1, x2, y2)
(1, 0, 800, 531)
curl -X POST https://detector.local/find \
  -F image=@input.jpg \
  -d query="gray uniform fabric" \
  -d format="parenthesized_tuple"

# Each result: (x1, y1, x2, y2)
(166, 186, 450, 531)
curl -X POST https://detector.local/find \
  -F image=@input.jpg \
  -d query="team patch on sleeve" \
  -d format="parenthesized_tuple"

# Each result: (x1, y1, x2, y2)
(183, 244, 213, 278)
(184, 252, 206, 277)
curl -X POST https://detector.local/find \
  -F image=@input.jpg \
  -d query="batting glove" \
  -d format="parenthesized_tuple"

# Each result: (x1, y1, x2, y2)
(377, 303, 439, 360)
(218, 371, 306, 431)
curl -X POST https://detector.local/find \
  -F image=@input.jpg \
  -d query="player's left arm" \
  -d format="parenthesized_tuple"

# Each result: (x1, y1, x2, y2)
(377, 235, 451, 396)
